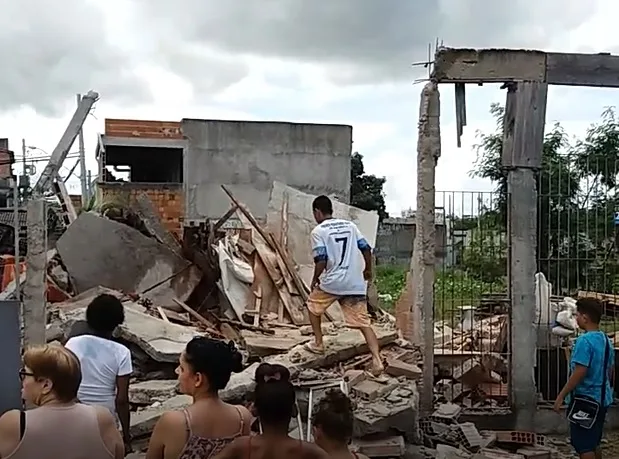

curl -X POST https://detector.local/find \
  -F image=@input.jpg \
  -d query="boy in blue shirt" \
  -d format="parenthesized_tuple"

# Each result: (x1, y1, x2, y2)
(554, 298, 615, 458)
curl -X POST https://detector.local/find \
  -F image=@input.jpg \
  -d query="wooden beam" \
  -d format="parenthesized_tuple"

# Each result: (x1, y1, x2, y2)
(433, 47, 619, 88)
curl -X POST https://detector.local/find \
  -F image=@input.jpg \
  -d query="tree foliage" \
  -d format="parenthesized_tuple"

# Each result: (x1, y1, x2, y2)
(350, 152, 389, 220)
(469, 105, 619, 294)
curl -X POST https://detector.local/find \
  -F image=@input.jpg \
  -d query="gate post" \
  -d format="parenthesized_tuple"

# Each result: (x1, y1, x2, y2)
(502, 81, 548, 429)
(412, 82, 441, 415)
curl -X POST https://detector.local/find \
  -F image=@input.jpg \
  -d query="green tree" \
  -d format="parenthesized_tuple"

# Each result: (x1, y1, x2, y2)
(471, 104, 619, 294)
(350, 152, 389, 220)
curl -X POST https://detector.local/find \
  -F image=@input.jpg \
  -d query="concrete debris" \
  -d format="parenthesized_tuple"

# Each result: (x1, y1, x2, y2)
(417, 405, 563, 459)
(56, 212, 201, 312)
(432, 310, 509, 409)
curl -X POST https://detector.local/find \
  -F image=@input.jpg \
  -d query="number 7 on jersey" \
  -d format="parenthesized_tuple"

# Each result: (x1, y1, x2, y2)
(334, 236, 349, 266)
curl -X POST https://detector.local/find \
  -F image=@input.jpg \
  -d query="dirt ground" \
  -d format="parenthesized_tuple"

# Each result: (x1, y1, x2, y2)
(547, 430, 619, 458)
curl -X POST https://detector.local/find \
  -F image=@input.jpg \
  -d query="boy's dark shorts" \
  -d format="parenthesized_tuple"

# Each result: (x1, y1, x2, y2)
(570, 407, 607, 454)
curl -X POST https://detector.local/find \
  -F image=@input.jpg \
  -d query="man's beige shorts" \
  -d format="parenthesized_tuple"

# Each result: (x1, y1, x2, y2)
(306, 287, 371, 328)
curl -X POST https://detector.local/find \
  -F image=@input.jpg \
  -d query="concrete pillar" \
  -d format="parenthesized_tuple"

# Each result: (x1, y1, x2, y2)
(502, 81, 548, 429)
(411, 82, 441, 415)
(23, 198, 46, 349)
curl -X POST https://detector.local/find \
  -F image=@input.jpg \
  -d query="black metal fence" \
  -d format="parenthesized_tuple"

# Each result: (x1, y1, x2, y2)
(433, 191, 510, 410)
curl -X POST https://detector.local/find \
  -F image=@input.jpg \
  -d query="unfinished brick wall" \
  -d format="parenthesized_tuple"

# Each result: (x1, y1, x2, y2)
(97, 183, 183, 237)
(104, 119, 182, 139)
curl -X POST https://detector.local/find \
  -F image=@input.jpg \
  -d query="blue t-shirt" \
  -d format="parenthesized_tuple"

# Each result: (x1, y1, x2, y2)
(569, 330, 615, 407)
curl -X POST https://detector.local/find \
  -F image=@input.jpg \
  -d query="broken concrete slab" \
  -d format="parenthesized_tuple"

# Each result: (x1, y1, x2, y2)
(130, 394, 191, 438)
(352, 436, 405, 457)
(353, 379, 398, 401)
(241, 329, 311, 358)
(59, 302, 199, 364)
(129, 380, 179, 405)
(117, 307, 200, 363)
(386, 359, 422, 380)
(277, 324, 398, 371)
(130, 362, 259, 438)
(56, 212, 201, 312)
(353, 380, 419, 440)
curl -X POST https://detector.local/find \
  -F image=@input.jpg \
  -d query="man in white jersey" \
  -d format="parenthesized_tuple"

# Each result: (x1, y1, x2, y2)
(304, 195, 384, 376)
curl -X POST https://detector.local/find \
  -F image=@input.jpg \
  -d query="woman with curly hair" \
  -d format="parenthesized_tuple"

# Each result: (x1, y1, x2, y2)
(312, 390, 368, 459)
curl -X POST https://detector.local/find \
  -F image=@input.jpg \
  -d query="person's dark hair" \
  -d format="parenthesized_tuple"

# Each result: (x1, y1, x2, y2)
(254, 363, 295, 426)
(312, 389, 354, 443)
(576, 297, 603, 324)
(185, 337, 243, 392)
(86, 294, 125, 334)
(312, 195, 333, 215)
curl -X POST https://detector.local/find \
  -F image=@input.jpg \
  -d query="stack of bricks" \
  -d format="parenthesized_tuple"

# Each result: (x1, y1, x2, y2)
(98, 184, 183, 237)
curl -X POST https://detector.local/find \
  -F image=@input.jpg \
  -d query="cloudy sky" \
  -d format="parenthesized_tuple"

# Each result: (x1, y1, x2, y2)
(2, 0, 619, 216)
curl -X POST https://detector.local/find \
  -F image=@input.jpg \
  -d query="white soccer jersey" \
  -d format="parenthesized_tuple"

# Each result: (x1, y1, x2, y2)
(310, 218, 372, 295)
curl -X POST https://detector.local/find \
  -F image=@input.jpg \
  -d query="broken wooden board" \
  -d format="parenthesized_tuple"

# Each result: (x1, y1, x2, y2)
(237, 211, 308, 325)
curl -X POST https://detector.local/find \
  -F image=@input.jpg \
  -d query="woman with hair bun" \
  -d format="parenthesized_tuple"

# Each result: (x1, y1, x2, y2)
(146, 337, 252, 459)
(213, 363, 328, 459)
(312, 390, 368, 459)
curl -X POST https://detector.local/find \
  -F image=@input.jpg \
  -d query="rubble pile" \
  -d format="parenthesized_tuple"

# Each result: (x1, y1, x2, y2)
(416, 403, 564, 459)
(433, 312, 509, 410)
(24, 181, 424, 452)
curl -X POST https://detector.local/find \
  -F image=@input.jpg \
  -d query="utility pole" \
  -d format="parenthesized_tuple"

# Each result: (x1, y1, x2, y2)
(22, 198, 46, 348)
(76, 94, 88, 206)
(12, 142, 21, 301)
(34, 90, 98, 194)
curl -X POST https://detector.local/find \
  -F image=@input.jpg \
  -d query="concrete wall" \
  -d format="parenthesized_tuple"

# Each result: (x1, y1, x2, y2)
(181, 119, 352, 222)
(375, 217, 446, 266)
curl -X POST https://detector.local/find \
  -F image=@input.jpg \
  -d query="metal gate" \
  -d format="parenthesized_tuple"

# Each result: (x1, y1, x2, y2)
(433, 191, 510, 410)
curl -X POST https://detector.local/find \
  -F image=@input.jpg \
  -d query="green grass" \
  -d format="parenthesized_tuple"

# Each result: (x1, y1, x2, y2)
(375, 265, 506, 319)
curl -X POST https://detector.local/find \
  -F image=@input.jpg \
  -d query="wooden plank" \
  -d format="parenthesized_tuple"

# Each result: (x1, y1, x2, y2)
(280, 190, 289, 249)
(546, 52, 619, 88)
(252, 230, 307, 325)
(222, 185, 308, 325)
(213, 205, 239, 232)
(172, 298, 223, 337)
(156, 307, 170, 323)
(269, 232, 309, 299)
(253, 286, 261, 327)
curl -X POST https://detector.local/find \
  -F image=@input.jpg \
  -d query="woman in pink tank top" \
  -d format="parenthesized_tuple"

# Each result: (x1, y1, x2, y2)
(146, 337, 252, 459)
(312, 390, 368, 459)
(0, 344, 124, 459)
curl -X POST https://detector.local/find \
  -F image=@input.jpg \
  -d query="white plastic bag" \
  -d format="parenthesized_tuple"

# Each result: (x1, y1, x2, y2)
(551, 325, 576, 337)
(556, 310, 577, 330)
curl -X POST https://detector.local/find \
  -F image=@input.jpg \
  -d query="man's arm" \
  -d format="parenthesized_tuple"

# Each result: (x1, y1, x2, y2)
(555, 338, 591, 409)
(310, 230, 328, 290)
(95, 406, 125, 459)
(353, 224, 373, 279)
(116, 347, 133, 449)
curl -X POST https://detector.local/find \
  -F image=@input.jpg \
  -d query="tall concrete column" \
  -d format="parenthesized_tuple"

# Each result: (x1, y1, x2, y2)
(412, 82, 441, 415)
(502, 81, 548, 429)
(23, 198, 47, 349)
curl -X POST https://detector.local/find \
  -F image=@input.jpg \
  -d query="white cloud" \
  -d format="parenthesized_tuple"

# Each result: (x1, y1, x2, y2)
(3, 0, 619, 216)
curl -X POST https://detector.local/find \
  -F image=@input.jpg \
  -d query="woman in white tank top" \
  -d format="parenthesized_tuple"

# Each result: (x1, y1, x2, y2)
(0, 344, 124, 459)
